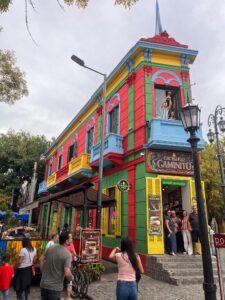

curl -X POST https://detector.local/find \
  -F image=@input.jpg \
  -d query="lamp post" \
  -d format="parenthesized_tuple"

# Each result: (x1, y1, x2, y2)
(71, 55, 106, 229)
(180, 103, 217, 300)
(207, 105, 225, 222)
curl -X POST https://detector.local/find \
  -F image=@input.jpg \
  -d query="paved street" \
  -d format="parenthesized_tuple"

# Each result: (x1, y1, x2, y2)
(8, 260, 220, 300)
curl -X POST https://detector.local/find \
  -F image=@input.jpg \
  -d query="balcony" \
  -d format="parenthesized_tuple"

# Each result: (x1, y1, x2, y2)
(90, 133, 124, 167)
(46, 172, 57, 188)
(56, 165, 69, 183)
(68, 153, 93, 179)
(145, 118, 205, 151)
(37, 180, 47, 195)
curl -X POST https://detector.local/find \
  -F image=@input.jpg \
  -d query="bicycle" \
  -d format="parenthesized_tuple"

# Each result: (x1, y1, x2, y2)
(70, 257, 89, 299)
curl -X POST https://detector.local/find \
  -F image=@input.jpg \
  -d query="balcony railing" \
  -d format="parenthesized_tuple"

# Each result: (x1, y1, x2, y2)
(46, 172, 57, 188)
(68, 153, 93, 178)
(90, 133, 124, 164)
(37, 180, 47, 195)
(145, 118, 205, 151)
(56, 165, 69, 182)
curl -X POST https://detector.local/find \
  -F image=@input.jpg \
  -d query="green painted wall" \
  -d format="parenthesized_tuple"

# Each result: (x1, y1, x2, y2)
(102, 169, 128, 247)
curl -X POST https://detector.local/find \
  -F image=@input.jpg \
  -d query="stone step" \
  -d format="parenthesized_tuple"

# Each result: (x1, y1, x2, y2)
(173, 275, 225, 285)
(152, 255, 217, 263)
(168, 268, 219, 277)
(160, 262, 217, 269)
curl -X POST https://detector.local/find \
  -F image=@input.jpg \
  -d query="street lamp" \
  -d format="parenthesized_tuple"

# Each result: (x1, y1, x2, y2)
(207, 105, 225, 222)
(180, 103, 217, 300)
(71, 54, 107, 229)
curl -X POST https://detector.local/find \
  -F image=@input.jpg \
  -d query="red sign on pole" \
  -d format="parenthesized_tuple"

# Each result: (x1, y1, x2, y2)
(213, 234, 225, 248)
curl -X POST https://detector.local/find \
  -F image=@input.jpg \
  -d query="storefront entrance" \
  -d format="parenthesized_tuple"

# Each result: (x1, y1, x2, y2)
(146, 176, 204, 255)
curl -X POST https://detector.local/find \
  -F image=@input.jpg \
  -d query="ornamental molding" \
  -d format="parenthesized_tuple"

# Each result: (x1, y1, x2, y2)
(126, 72, 136, 87)
(140, 31, 188, 49)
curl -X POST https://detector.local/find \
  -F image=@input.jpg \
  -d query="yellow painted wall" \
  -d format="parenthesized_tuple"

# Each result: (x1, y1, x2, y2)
(152, 49, 181, 67)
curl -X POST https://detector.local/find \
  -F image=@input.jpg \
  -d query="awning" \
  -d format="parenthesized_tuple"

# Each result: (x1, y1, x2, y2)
(38, 183, 115, 208)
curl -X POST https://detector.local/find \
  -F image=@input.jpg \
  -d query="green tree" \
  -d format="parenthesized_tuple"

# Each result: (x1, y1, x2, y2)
(200, 137, 225, 231)
(0, 50, 28, 104)
(0, 130, 49, 210)
(0, 0, 138, 13)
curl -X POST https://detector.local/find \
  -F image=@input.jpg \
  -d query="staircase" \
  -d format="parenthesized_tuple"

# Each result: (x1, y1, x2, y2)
(145, 254, 224, 285)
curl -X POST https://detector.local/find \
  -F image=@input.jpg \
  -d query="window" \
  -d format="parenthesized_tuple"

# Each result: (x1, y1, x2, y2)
(155, 87, 181, 120)
(101, 186, 121, 236)
(48, 163, 52, 176)
(87, 127, 94, 154)
(58, 154, 63, 170)
(108, 188, 116, 234)
(109, 106, 119, 134)
(68, 142, 77, 162)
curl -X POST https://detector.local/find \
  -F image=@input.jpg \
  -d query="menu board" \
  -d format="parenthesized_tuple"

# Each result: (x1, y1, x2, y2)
(148, 195, 162, 236)
(80, 229, 101, 263)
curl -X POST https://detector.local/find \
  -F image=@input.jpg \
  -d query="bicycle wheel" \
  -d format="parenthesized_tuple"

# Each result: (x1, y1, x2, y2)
(79, 270, 89, 297)
(71, 270, 83, 299)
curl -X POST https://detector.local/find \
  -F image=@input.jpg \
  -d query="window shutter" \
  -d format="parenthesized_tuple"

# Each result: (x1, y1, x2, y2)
(115, 187, 121, 236)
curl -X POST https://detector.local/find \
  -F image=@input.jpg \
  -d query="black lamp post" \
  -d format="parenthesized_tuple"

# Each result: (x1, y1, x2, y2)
(71, 54, 107, 229)
(180, 103, 217, 300)
(207, 105, 225, 223)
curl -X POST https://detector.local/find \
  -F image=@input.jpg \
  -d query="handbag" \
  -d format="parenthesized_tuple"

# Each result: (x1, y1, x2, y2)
(135, 268, 141, 282)
(28, 250, 35, 277)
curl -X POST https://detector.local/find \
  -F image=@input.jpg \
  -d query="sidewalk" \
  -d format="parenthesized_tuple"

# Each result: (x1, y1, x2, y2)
(9, 260, 218, 300)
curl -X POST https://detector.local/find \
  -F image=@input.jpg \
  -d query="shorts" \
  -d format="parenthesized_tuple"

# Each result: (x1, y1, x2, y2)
(191, 229, 200, 243)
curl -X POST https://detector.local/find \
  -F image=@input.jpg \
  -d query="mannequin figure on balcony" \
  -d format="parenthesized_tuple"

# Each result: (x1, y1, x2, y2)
(160, 91, 172, 120)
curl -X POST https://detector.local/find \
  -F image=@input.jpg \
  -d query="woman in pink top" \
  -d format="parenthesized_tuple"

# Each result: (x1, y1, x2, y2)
(109, 237, 144, 300)
(66, 233, 77, 300)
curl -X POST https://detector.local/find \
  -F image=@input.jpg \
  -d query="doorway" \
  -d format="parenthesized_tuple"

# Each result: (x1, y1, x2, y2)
(162, 180, 188, 253)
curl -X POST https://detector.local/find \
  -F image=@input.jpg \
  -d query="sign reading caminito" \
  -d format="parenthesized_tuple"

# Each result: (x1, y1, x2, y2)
(146, 150, 194, 175)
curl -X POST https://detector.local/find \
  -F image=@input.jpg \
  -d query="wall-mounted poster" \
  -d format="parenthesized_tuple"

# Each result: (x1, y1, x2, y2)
(148, 195, 162, 235)
(80, 229, 101, 263)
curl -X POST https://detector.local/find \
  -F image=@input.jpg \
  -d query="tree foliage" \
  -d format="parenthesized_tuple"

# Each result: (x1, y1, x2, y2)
(0, 50, 28, 104)
(200, 137, 225, 221)
(0, 0, 139, 13)
(0, 130, 49, 210)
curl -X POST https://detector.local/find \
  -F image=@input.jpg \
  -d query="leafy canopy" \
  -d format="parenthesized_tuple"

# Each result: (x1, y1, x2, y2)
(0, 50, 28, 104)
(0, 130, 49, 210)
(0, 0, 139, 13)
(200, 137, 225, 219)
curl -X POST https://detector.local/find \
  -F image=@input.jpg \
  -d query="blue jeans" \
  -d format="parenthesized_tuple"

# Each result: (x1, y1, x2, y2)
(169, 232, 177, 253)
(116, 280, 137, 300)
(0, 289, 9, 300)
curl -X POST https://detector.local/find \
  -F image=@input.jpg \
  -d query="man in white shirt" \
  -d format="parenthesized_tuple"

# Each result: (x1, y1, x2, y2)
(45, 233, 59, 251)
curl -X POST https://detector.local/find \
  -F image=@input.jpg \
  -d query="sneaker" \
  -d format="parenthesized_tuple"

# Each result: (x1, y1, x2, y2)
(171, 252, 176, 256)
(183, 252, 187, 255)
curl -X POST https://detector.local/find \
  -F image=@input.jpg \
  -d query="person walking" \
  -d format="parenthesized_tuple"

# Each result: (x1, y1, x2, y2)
(39, 231, 74, 300)
(0, 255, 14, 300)
(66, 234, 77, 300)
(164, 209, 177, 256)
(109, 236, 144, 300)
(189, 205, 200, 255)
(181, 210, 193, 255)
(45, 233, 59, 251)
(14, 238, 37, 300)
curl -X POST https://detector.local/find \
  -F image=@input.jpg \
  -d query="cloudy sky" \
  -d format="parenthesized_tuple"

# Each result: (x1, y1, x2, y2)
(1, 0, 225, 140)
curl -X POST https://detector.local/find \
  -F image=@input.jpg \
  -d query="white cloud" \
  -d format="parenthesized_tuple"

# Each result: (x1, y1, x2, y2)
(1, 0, 225, 140)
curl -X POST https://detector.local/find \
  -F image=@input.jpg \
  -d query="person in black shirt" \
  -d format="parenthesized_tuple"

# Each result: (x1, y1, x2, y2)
(189, 206, 200, 255)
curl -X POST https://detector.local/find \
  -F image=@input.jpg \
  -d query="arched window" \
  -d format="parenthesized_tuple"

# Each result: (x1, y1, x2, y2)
(68, 134, 78, 162)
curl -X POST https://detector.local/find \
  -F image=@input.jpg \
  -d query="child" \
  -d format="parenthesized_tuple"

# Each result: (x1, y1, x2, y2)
(0, 255, 14, 300)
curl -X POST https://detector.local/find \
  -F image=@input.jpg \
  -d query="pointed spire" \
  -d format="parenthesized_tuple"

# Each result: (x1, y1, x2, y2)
(155, 0, 163, 35)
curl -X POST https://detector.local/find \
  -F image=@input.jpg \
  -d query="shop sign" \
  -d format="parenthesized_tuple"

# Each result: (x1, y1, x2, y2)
(117, 179, 129, 192)
(146, 150, 194, 175)
(80, 229, 101, 263)
(148, 195, 162, 236)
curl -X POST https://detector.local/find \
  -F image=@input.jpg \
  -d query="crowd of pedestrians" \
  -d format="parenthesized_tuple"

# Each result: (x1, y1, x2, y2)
(164, 205, 216, 257)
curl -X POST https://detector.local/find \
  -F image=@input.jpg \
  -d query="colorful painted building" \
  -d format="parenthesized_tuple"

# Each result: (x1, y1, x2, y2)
(38, 17, 206, 259)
